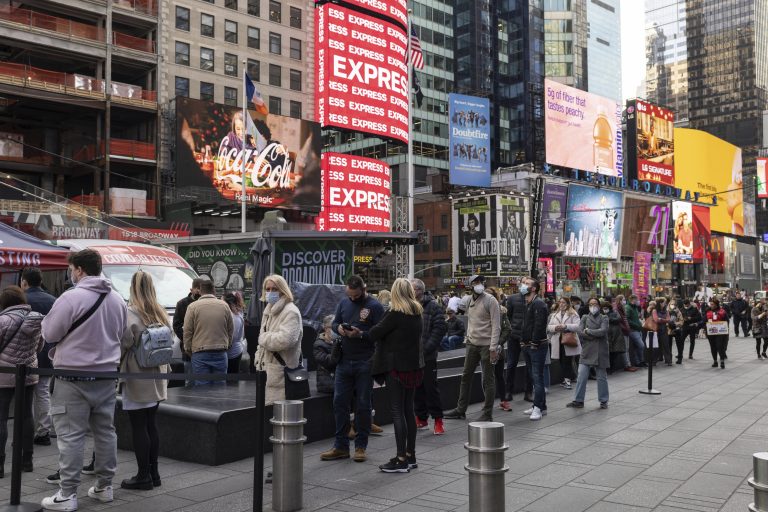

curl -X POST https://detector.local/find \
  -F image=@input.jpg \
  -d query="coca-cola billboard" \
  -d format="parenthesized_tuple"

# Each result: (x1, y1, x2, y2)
(315, 3, 409, 144)
(175, 97, 322, 210)
(316, 153, 391, 232)
(314, 0, 407, 28)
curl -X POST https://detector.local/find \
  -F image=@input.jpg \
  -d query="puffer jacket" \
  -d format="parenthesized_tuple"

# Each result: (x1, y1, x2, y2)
(752, 306, 768, 338)
(421, 292, 447, 361)
(506, 292, 525, 343)
(255, 298, 303, 405)
(606, 310, 626, 353)
(0, 305, 44, 388)
(313, 335, 336, 395)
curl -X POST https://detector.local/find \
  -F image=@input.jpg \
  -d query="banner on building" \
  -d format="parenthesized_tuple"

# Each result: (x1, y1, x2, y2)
(620, 198, 668, 258)
(178, 243, 254, 298)
(175, 97, 322, 211)
(692, 205, 711, 263)
(316, 153, 391, 232)
(273, 239, 353, 285)
(672, 201, 693, 263)
(448, 94, 491, 187)
(451, 196, 497, 276)
(625, 99, 675, 185)
(564, 185, 624, 260)
(498, 195, 530, 276)
(314, 3, 409, 143)
(539, 183, 567, 254)
(633, 251, 652, 298)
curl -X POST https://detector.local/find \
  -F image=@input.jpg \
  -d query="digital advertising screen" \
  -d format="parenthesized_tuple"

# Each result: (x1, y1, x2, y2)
(316, 0, 407, 28)
(315, 3, 409, 144)
(627, 99, 675, 186)
(564, 185, 624, 260)
(620, 197, 668, 258)
(539, 183, 568, 254)
(451, 195, 497, 276)
(448, 94, 491, 187)
(672, 201, 694, 263)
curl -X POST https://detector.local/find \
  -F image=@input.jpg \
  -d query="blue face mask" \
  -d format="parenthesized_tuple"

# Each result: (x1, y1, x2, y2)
(519, 285, 529, 295)
(266, 291, 280, 304)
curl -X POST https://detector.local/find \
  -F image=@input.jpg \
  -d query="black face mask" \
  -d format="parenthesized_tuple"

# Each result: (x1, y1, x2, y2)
(192, 293, 201, 300)
(350, 294, 365, 304)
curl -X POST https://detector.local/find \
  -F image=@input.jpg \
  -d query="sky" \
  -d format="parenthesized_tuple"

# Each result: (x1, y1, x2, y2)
(620, 1, 646, 102)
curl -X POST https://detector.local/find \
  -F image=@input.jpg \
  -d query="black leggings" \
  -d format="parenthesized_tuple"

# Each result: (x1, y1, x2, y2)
(227, 355, 242, 374)
(127, 404, 160, 475)
(756, 338, 768, 355)
(559, 343, 575, 380)
(0, 385, 34, 459)
(386, 374, 416, 458)
(707, 335, 727, 362)
(494, 352, 506, 400)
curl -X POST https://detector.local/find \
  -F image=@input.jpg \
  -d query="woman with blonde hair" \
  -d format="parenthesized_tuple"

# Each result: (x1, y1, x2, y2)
(370, 278, 424, 473)
(255, 274, 303, 405)
(120, 271, 171, 490)
(377, 289, 392, 311)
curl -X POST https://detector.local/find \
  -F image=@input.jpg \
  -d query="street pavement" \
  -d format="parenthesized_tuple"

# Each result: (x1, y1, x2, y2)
(3, 332, 767, 511)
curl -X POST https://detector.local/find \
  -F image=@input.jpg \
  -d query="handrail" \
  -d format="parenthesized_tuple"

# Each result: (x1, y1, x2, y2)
(113, 31, 156, 54)
(0, 6, 104, 42)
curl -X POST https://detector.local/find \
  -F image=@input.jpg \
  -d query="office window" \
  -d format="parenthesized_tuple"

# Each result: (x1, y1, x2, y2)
(224, 87, 237, 106)
(174, 41, 190, 66)
(200, 47, 214, 71)
(269, 0, 281, 22)
(289, 38, 301, 60)
(247, 59, 260, 81)
(248, 0, 259, 15)
(175, 6, 190, 31)
(269, 63, 281, 86)
(225, 20, 238, 43)
(432, 236, 448, 251)
(269, 96, 281, 115)
(247, 26, 260, 49)
(269, 32, 281, 54)
(289, 69, 301, 91)
(175, 76, 189, 97)
(224, 53, 238, 76)
(289, 100, 302, 119)
(225, 0, 237, 9)
(201, 14, 214, 37)
(441, 214, 448, 229)
(289, 6, 301, 28)
(200, 82, 214, 101)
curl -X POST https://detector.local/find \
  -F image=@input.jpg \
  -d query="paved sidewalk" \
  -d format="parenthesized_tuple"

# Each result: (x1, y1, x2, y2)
(3, 334, 767, 511)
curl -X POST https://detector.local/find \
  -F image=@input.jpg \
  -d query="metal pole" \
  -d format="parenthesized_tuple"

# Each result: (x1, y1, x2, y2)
(749, 452, 768, 511)
(270, 400, 306, 512)
(639, 332, 661, 395)
(241, 64, 248, 234)
(464, 422, 508, 512)
(406, 9, 415, 279)
(253, 370, 266, 512)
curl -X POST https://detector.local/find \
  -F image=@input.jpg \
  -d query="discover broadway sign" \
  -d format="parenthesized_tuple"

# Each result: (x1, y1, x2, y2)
(274, 239, 354, 285)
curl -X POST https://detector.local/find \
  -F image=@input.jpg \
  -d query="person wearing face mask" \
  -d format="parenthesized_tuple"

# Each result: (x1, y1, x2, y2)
(519, 279, 549, 421)
(681, 299, 702, 359)
(667, 301, 683, 364)
(567, 298, 610, 409)
(548, 297, 581, 390)
(505, 277, 536, 404)
(173, 278, 205, 386)
(605, 300, 626, 374)
(254, 275, 302, 404)
(654, 298, 672, 365)
(444, 275, 501, 422)
(705, 299, 728, 368)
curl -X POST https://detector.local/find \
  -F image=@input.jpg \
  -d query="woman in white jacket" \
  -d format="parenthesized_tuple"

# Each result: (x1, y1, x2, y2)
(255, 274, 303, 405)
(548, 297, 581, 390)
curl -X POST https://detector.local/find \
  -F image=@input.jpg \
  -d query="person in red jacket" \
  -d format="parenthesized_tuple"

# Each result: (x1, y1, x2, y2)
(705, 299, 728, 369)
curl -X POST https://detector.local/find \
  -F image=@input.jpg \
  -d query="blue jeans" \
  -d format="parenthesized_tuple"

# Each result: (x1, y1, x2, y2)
(573, 364, 609, 404)
(191, 351, 228, 386)
(440, 335, 464, 351)
(523, 343, 549, 411)
(333, 359, 373, 451)
(628, 331, 645, 366)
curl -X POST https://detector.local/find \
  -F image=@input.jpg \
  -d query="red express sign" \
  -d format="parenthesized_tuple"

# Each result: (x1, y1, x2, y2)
(316, 153, 392, 232)
(315, 4, 409, 144)
(314, 0, 407, 28)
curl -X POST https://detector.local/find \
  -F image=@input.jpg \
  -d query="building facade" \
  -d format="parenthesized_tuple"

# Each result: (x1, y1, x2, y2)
(586, 0, 622, 103)
(543, 0, 587, 90)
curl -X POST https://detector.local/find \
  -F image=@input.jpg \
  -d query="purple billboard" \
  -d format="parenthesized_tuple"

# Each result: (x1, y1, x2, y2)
(540, 183, 568, 254)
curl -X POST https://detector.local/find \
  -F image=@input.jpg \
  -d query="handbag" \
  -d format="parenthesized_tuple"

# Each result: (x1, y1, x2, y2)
(561, 331, 579, 348)
(273, 352, 310, 400)
(642, 316, 656, 332)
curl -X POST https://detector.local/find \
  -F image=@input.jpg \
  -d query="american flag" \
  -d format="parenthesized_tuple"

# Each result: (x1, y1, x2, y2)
(410, 27, 424, 70)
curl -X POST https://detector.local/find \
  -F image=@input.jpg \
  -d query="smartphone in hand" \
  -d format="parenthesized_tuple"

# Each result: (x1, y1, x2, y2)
(341, 323, 353, 331)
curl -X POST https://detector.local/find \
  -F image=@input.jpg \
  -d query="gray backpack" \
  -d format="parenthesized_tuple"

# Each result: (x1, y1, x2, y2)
(134, 323, 173, 368)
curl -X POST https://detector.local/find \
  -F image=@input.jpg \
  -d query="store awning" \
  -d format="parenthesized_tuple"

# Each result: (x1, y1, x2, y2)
(0, 222, 70, 270)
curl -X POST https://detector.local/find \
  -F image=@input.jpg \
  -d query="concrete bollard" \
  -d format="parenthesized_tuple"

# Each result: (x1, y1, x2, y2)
(270, 400, 307, 512)
(749, 452, 768, 511)
(464, 422, 508, 512)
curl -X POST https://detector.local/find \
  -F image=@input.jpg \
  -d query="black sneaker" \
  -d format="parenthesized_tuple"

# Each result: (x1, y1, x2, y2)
(566, 401, 584, 409)
(600, 402, 608, 409)
(45, 470, 61, 484)
(406, 454, 417, 469)
(720, 361, 725, 369)
(711, 362, 718, 367)
(443, 409, 466, 420)
(33, 434, 51, 446)
(379, 458, 409, 473)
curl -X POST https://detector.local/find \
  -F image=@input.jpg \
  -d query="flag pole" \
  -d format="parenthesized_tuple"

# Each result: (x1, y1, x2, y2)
(407, 10, 415, 278)
(241, 64, 248, 233)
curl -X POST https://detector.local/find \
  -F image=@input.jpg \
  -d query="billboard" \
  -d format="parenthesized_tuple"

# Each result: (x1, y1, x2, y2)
(448, 94, 491, 187)
(175, 97, 321, 210)
(178, 243, 254, 299)
(540, 183, 568, 254)
(692, 205, 710, 263)
(564, 185, 624, 260)
(498, 195, 530, 276)
(317, 0, 407, 28)
(758, 158, 768, 198)
(273, 239, 354, 285)
(620, 198, 668, 258)
(544, 79, 623, 177)
(672, 201, 693, 263)
(315, 4, 409, 144)
(452, 196, 497, 276)
(675, 128, 743, 235)
(316, 153, 391, 232)
(626, 99, 675, 186)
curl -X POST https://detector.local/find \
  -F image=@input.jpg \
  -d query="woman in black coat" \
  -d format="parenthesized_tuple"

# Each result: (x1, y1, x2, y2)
(313, 315, 337, 395)
(370, 278, 424, 474)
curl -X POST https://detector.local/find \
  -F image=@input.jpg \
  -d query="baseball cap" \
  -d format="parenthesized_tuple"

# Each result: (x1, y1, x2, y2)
(466, 274, 485, 286)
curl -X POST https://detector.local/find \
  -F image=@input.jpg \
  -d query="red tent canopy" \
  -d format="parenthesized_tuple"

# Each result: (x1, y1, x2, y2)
(0, 222, 69, 270)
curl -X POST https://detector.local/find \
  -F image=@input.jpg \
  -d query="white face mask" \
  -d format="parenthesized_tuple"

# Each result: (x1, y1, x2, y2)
(519, 284, 529, 295)
(473, 284, 485, 294)
(589, 306, 600, 315)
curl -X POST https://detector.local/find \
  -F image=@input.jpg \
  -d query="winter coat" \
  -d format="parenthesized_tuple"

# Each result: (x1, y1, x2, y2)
(119, 307, 169, 403)
(731, 298, 748, 318)
(606, 310, 626, 353)
(575, 313, 609, 368)
(312, 335, 336, 395)
(625, 303, 642, 331)
(682, 305, 702, 331)
(521, 295, 549, 344)
(498, 305, 511, 348)
(0, 305, 43, 388)
(256, 298, 303, 405)
(446, 316, 465, 338)
(667, 308, 682, 335)
(25, 286, 55, 368)
(370, 310, 424, 376)
(182, 295, 234, 354)
(752, 306, 768, 338)
(615, 305, 630, 336)
(505, 292, 525, 344)
(547, 309, 581, 359)
(420, 293, 447, 361)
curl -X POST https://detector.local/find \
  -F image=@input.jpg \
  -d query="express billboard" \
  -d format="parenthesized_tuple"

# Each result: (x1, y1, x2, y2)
(448, 94, 491, 187)
(315, 153, 391, 232)
(315, 3, 409, 144)
(626, 99, 675, 186)
(544, 79, 623, 177)
(175, 97, 322, 210)
(315, 0, 407, 28)
(564, 185, 624, 260)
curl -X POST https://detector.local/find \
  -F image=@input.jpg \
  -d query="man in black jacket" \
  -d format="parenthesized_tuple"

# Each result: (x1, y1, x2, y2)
(730, 291, 749, 337)
(21, 268, 56, 446)
(173, 278, 204, 385)
(681, 299, 702, 359)
(411, 279, 448, 435)
(506, 276, 534, 402)
(519, 278, 549, 420)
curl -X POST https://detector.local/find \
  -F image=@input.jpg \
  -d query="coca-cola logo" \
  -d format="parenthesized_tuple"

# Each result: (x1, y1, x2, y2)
(217, 142, 295, 191)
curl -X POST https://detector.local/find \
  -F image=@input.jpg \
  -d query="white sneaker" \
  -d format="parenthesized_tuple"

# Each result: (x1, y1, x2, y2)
(41, 490, 78, 511)
(87, 485, 113, 503)
(523, 407, 547, 416)
(530, 406, 543, 421)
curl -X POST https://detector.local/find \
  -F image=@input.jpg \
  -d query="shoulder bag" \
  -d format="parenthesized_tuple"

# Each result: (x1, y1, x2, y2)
(273, 351, 310, 400)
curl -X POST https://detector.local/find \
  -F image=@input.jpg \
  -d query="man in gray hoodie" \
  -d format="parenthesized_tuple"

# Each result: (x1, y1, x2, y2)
(40, 249, 127, 511)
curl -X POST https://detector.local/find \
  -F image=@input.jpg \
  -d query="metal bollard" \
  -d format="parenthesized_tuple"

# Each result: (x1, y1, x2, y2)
(270, 400, 307, 512)
(464, 422, 509, 512)
(749, 452, 768, 511)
